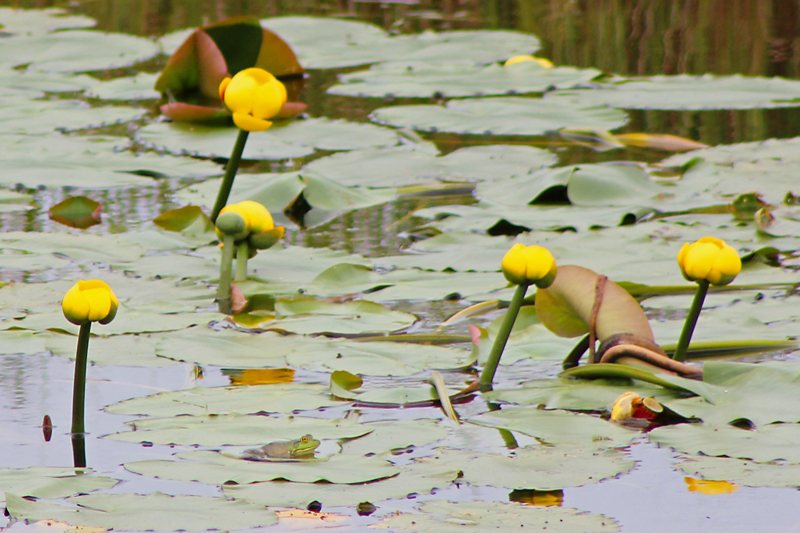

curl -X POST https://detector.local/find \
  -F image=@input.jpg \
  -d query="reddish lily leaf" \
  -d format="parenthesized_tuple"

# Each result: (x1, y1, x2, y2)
(155, 17, 304, 124)
(48, 196, 101, 229)
(614, 133, 709, 151)
(153, 205, 214, 236)
(535, 264, 655, 342)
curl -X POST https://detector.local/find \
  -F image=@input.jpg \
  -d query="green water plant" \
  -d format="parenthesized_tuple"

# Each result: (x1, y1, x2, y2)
(61, 280, 118, 467)
(211, 68, 289, 222)
(478, 243, 557, 391)
(673, 236, 742, 362)
(215, 201, 284, 314)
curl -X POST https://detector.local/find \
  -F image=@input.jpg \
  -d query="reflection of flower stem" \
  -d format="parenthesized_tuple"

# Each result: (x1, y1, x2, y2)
(211, 129, 250, 223)
(673, 280, 709, 362)
(71, 322, 91, 439)
(478, 283, 529, 392)
(217, 235, 236, 314)
(235, 241, 249, 281)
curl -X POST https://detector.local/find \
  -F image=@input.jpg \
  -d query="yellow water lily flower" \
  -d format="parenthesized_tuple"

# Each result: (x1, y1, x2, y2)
(62, 280, 118, 326)
(215, 200, 274, 239)
(219, 68, 287, 132)
(501, 243, 557, 288)
(504, 55, 554, 68)
(677, 236, 741, 286)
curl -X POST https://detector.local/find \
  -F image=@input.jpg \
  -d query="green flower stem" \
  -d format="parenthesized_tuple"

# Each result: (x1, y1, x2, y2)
(210, 129, 250, 223)
(71, 433, 86, 468)
(478, 283, 529, 392)
(235, 241, 249, 281)
(217, 235, 236, 314)
(70, 322, 92, 438)
(673, 280, 709, 362)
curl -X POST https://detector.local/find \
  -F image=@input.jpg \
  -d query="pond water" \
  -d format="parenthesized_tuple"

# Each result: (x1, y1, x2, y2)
(1, 0, 800, 532)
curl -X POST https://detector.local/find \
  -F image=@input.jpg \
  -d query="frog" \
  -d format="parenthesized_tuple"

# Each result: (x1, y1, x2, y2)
(241, 434, 320, 461)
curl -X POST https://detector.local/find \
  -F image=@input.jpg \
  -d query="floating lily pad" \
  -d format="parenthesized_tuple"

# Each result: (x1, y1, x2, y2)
(48, 196, 101, 229)
(553, 74, 800, 110)
(380, 500, 618, 533)
(0, 8, 95, 37)
(0, 330, 47, 354)
(340, 420, 449, 455)
(0, 134, 222, 189)
(0, 232, 145, 264)
(677, 455, 800, 488)
(86, 73, 161, 100)
(330, 61, 601, 98)
(5, 492, 276, 532)
(648, 423, 800, 463)
(0, 30, 160, 72)
(107, 414, 372, 446)
(428, 444, 634, 490)
(126, 452, 397, 485)
(224, 458, 460, 508)
(467, 408, 636, 447)
(0, 70, 97, 94)
(0, 98, 145, 134)
(304, 143, 557, 187)
(43, 333, 175, 367)
(371, 96, 628, 136)
(0, 467, 117, 504)
(106, 382, 337, 417)
(260, 17, 540, 69)
(269, 118, 399, 151)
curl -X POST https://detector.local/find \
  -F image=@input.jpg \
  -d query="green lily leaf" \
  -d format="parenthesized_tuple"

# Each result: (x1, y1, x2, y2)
(5, 492, 276, 531)
(371, 95, 628, 136)
(559, 364, 716, 399)
(0, 8, 95, 38)
(330, 60, 601, 98)
(677, 455, 800, 488)
(552, 74, 800, 110)
(381, 500, 618, 533)
(224, 458, 460, 508)
(48, 196, 101, 229)
(87, 72, 160, 100)
(153, 205, 215, 238)
(0, 467, 117, 505)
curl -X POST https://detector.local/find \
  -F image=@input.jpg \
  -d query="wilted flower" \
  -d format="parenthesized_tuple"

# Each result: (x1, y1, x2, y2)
(219, 68, 287, 132)
(677, 236, 741, 286)
(501, 244, 557, 288)
(62, 280, 118, 326)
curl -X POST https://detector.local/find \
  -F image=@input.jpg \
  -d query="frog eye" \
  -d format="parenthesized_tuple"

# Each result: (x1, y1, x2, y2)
(301, 436, 309, 443)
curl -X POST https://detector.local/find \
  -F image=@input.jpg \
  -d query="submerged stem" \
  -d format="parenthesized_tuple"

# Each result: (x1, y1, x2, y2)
(673, 280, 709, 362)
(71, 322, 92, 438)
(210, 129, 250, 222)
(235, 241, 249, 281)
(217, 235, 236, 314)
(478, 283, 529, 392)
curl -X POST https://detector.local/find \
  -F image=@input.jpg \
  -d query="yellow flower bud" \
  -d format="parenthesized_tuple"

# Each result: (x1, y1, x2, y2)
(504, 55, 554, 68)
(215, 201, 277, 242)
(677, 236, 741, 286)
(62, 280, 118, 326)
(219, 68, 287, 132)
(501, 244, 557, 288)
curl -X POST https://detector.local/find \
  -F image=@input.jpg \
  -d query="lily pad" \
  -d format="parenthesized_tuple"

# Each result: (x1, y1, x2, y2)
(0, 30, 160, 72)
(260, 17, 540, 69)
(330, 60, 601, 98)
(5, 492, 276, 532)
(553, 74, 800, 110)
(467, 407, 636, 447)
(0, 8, 95, 37)
(427, 444, 634, 490)
(48, 196, 101, 229)
(648, 423, 800, 463)
(370, 96, 628, 136)
(126, 452, 397, 485)
(380, 500, 618, 533)
(86, 73, 161, 100)
(1, 98, 145, 135)
(107, 414, 372, 446)
(43, 333, 175, 367)
(269, 118, 399, 151)
(224, 458, 460, 508)
(677, 455, 800, 488)
(0, 467, 118, 504)
(106, 382, 338, 416)
(304, 143, 557, 187)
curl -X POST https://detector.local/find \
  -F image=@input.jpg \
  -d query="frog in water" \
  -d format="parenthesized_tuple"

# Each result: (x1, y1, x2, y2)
(241, 434, 320, 461)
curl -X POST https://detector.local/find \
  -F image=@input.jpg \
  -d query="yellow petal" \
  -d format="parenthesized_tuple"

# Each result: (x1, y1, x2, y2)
(218, 76, 232, 101)
(234, 201, 274, 233)
(62, 284, 90, 325)
(232, 112, 272, 132)
(251, 77, 287, 120)
(501, 243, 528, 285)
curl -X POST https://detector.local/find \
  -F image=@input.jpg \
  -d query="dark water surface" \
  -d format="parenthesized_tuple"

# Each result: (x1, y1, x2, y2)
(2, 1, 800, 532)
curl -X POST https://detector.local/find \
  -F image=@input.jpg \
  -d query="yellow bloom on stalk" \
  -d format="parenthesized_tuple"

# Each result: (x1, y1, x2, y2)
(501, 244, 557, 288)
(219, 68, 287, 132)
(62, 280, 118, 326)
(504, 55, 554, 68)
(677, 236, 741, 286)
(216, 201, 274, 239)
